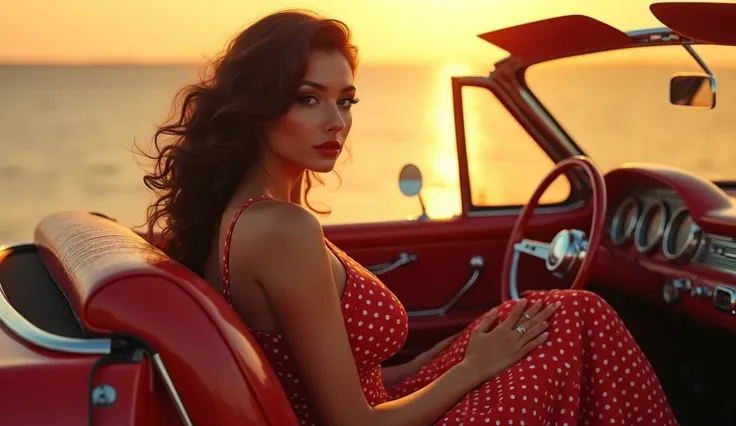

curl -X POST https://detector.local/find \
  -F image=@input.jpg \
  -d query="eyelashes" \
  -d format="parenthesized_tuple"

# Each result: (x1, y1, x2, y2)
(341, 97, 360, 108)
(296, 94, 360, 109)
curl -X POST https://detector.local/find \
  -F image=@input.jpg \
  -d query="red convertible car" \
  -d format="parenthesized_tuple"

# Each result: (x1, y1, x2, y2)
(2, 2, 736, 425)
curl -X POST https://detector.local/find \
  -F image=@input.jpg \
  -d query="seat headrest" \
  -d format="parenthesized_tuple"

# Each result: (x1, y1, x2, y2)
(34, 211, 170, 325)
(33, 210, 298, 425)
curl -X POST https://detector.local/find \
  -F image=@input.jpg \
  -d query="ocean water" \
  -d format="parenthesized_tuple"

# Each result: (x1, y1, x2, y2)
(2, 60, 736, 244)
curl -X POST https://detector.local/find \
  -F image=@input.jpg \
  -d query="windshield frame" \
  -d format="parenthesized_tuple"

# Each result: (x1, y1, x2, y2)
(493, 27, 720, 170)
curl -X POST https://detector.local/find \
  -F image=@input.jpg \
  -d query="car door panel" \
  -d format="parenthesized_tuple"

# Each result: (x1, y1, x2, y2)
(324, 207, 590, 363)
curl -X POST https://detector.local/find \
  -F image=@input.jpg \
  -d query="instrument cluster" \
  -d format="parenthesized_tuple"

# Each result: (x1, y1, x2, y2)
(608, 191, 704, 263)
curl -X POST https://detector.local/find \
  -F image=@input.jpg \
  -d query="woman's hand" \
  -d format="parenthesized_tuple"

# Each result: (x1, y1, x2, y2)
(461, 299, 559, 381)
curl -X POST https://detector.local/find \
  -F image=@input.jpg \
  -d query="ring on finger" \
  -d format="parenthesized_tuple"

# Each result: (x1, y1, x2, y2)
(516, 325, 526, 334)
(522, 312, 532, 321)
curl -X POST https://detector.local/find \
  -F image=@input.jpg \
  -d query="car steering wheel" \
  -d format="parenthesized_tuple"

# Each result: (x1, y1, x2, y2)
(500, 156, 607, 302)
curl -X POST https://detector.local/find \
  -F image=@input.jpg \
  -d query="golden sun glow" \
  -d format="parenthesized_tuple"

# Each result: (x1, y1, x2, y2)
(422, 63, 476, 219)
(1, 0, 726, 65)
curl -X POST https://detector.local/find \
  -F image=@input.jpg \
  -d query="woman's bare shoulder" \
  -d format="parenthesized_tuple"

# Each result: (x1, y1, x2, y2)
(228, 199, 326, 280)
(237, 199, 322, 241)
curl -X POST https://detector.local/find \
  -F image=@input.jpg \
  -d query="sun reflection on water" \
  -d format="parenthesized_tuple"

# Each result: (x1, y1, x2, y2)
(421, 62, 480, 219)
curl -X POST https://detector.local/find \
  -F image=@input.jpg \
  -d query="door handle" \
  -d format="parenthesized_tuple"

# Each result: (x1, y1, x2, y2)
(365, 252, 417, 275)
(407, 256, 485, 317)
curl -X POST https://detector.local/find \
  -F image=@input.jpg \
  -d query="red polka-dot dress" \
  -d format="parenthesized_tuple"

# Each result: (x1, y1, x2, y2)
(221, 197, 678, 425)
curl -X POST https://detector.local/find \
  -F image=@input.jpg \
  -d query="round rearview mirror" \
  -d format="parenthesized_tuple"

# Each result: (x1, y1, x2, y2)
(398, 164, 423, 197)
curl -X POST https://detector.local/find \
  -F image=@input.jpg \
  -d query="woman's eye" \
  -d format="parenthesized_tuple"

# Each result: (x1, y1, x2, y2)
(338, 97, 360, 108)
(297, 95, 318, 105)
(297, 94, 359, 108)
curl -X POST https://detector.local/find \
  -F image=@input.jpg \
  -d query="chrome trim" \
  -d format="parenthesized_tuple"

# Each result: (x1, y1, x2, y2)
(153, 353, 194, 426)
(497, 63, 590, 195)
(518, 88, 580, 155)
(514, 86, 592, 193)
(0, 280, 111, 355)
(626, 27, 678, 39)
(700, 235, 736, 275)
(514, 239, 550, 260)
(713, 285, 736, 313)
(690, 285, 713, 300)
(662, 207, 703, 262)
(366, 252, 417, 275)
(662, 278, 692, 303)
(683, 44, 715, 77)
(545, 229, 587, 278)
(91, 384, 117, 407)
(407, 256, 484, 317)
(609, 197, 640, 246)
(509, 250, 523, 300)
(634, 200, 668, 253)
(509, 229, 588, 300)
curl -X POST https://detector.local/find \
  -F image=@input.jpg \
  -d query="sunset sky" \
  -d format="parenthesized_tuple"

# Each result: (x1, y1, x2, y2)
(0, 0, 719, 65)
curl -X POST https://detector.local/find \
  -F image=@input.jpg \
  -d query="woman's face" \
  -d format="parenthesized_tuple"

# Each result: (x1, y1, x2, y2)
(263, 49, 357, 174)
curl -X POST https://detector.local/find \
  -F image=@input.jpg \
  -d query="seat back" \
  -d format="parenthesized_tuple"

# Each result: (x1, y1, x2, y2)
(34, 211, 297, 426)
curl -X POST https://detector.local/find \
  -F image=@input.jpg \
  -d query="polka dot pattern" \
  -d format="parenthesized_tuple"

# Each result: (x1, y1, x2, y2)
(387, 289, 678, 425)
(221, 197, 678, 425)
(222, 196, 409, 423)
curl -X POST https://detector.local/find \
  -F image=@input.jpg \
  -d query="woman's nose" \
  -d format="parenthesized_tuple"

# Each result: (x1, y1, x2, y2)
(324, 105, 345, 133)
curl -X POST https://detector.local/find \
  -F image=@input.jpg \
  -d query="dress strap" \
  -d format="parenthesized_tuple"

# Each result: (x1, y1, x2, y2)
(221, 195, 272, 305)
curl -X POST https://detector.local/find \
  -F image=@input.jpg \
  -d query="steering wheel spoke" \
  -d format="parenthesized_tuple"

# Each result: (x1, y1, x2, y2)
(514, 239, 550, 261)
(500, 156, 607, 302)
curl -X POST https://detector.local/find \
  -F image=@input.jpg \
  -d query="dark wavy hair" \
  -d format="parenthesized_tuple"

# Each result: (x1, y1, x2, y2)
(137, 10, 359, 276)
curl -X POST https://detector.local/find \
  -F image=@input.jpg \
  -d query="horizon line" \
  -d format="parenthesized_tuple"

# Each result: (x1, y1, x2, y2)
(0, 59, 494, 68)
(1, 57, 734, 68)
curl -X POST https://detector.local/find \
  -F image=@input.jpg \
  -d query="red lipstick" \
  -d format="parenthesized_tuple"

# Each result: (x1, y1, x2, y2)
(314, 140, 342, 158)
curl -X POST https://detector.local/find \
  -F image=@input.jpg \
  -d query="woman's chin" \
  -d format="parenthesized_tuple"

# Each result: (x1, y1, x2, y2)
(307, 158, 339, 174)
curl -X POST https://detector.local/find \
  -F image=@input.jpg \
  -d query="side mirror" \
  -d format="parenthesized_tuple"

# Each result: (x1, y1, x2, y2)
(670, 73, 716, 109)
(398, 164, 429, 220)
(399, 164, 423, 197)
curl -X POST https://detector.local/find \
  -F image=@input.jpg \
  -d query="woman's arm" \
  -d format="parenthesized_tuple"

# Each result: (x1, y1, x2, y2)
(382, 333, 458, 388)
(381, 362, 419, 389)
(230, 202, 482, 426)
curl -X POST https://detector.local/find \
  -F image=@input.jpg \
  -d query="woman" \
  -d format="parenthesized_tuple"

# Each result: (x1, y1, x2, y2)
(141, 10, 678, 426)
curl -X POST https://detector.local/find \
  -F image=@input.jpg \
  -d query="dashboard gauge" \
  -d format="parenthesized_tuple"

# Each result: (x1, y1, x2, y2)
(663, 208, 702, 262)
(609, 197, 640, 245)
(635, 200, 669, 253)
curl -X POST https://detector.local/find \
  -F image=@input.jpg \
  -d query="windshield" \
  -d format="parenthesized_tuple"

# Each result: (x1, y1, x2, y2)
(525, 44, 736, 181)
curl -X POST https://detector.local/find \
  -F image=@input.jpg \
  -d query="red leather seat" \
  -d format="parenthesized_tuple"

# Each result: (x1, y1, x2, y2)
(34, 211, 298, 426)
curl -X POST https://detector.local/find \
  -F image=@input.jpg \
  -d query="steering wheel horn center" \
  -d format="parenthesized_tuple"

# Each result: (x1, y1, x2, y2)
(546, 229, 588, 278)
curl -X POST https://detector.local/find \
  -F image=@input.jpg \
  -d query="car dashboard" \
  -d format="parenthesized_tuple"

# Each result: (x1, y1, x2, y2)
(601, 165, 736, 332)
(607, 187, 736, 272)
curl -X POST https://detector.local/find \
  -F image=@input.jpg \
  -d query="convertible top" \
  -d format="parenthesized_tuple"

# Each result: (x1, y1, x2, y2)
(650, 2, 736, 45)
(478, 15, 631, 63)
(479, 2, 736, 63)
